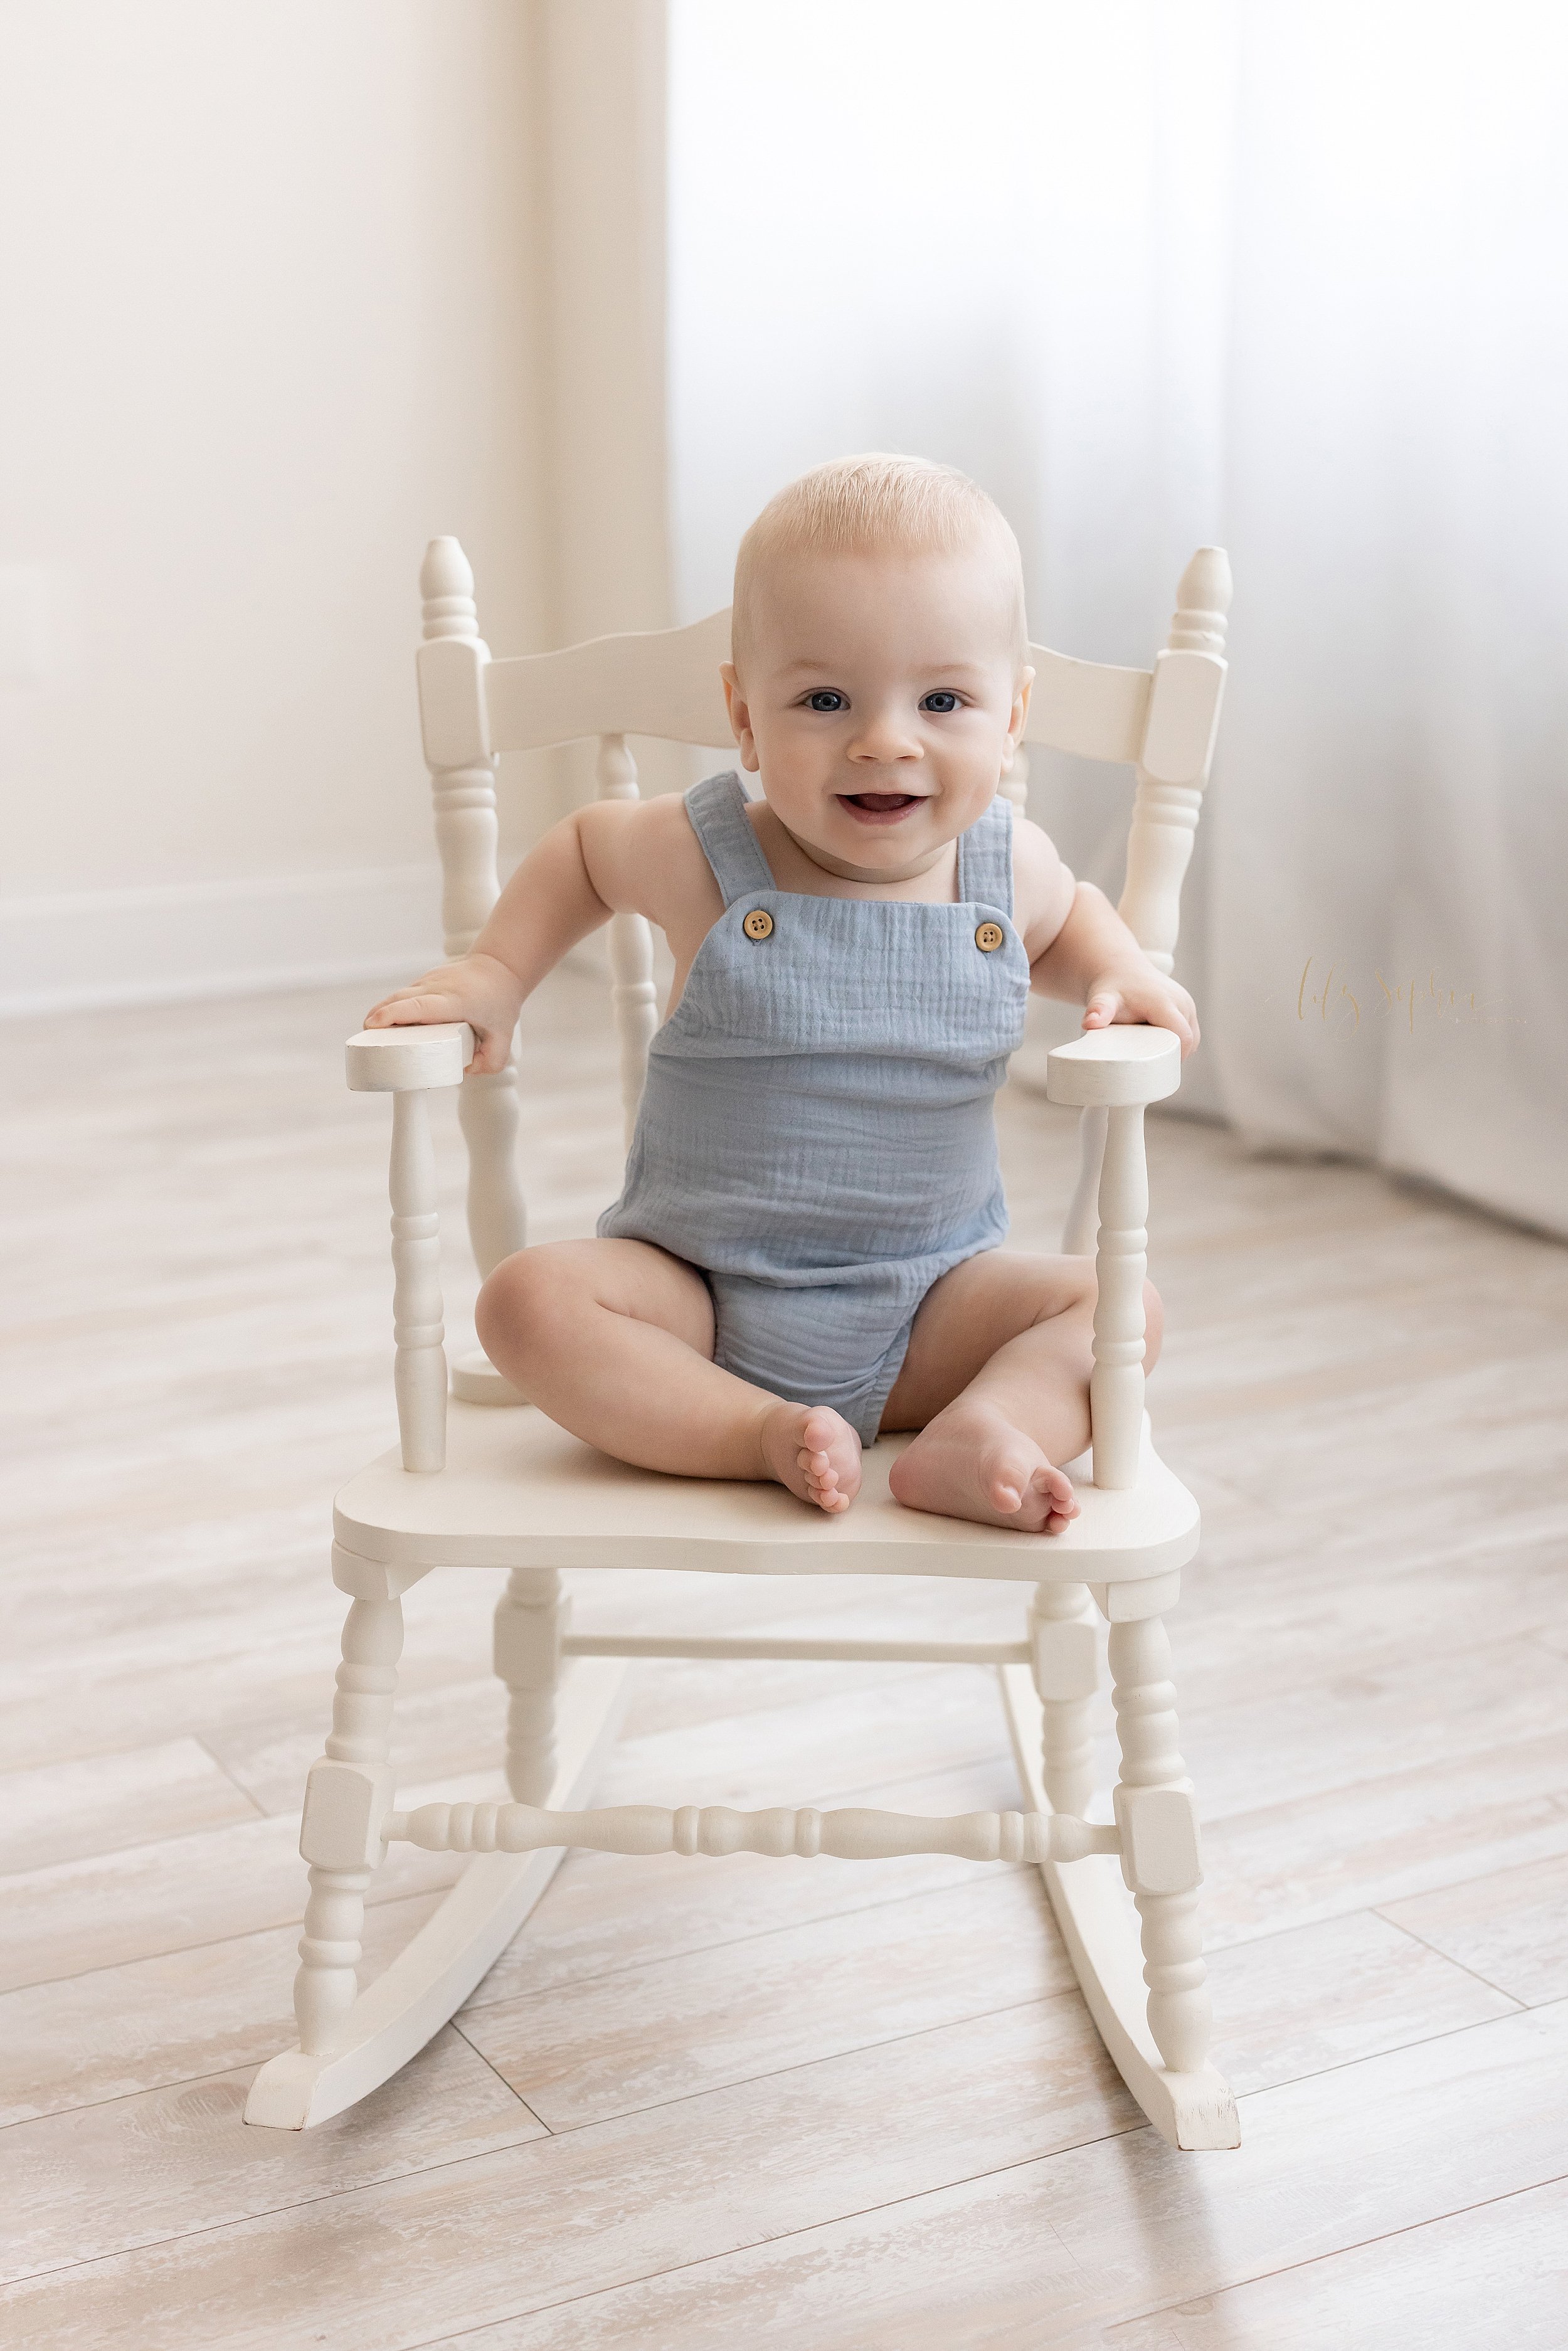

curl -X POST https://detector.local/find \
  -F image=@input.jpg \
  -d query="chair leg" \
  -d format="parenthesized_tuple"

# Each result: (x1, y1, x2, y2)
(1108, 1614, 1212, 2075)
(293, 1591, 404, 2056)
(494, 1567, 567, 1803)
(1029, 1581, 1099, 1819)
(248, 1612, 632, 2134)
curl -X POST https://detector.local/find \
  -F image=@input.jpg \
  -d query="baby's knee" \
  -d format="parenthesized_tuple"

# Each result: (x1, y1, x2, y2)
(1038, 1256, 1097, 1326)
(476, 1243, 589, 1364)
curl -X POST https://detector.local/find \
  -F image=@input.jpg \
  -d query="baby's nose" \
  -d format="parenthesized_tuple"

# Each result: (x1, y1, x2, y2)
(847, 715, 922, 761)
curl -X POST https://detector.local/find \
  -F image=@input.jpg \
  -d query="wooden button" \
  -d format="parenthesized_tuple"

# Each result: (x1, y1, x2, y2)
(975, 921, 1005, 953)
(742, 908, 775, 940)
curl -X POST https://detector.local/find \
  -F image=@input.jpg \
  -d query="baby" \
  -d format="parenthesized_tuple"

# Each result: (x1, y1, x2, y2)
(367, 456, 1196, 1533)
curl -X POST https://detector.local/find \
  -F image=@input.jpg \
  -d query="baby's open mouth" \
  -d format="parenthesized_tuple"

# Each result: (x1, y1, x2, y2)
(837, 791, 923, 822)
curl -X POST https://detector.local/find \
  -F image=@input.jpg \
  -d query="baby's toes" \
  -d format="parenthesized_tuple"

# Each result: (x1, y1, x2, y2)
(983, 1446, 1034, 1514)
(797, 1409, 863, 1504)
(800, 1409, 843, 1457)
(1036, 1464, 1079, 1520)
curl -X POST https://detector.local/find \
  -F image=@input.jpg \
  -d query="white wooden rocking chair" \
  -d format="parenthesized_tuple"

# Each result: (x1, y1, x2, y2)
(244, 539, 1237, 2151)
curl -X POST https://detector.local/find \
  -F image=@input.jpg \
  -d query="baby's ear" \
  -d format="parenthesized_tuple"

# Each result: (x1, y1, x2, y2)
(720, 664, 760, 770)
(1011, 664, 1035, 739)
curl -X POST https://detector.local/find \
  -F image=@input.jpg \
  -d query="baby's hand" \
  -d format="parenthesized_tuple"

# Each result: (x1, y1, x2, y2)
(1083, 963, 1200, 1058)
(363, 952, 524, 1073)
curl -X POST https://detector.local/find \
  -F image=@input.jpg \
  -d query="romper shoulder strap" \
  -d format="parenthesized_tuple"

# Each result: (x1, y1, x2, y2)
(956, 789, 1015, 915)
(684, 771, 778, 906)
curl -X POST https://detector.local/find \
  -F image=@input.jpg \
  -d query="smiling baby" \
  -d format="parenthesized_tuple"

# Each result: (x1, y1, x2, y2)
(366, 455, 1197, 1531)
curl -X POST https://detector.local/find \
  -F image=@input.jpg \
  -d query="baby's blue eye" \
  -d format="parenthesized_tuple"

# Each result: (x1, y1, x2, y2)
(806, 691, 846, 713)
(920, 691, 960, 713)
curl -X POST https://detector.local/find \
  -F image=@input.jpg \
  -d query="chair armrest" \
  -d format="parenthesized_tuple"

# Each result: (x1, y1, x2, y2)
(346, 1024, 473, 1093)
(1044, 1026, 1180, 1110)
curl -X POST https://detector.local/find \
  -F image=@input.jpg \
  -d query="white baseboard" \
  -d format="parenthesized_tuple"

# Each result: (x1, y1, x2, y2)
(0, 864, 444, 1017)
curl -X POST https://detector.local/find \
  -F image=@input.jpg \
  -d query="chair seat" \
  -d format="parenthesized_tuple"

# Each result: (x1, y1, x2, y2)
(333, 1401, 1200, 1584)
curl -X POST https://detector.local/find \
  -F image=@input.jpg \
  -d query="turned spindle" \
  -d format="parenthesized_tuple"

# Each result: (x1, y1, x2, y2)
(494, 1566, 568, 1802)
(294, 1595, 404, 2055)
(384, 1796, 1120, 1866)
(418, 538, 527, 1280)
(596, 733, 660, 1145)
(1062, 549, 1229, 1256)
(1089, 1103, 1149, 1490)
(1118, 546, 1232, 977)
(1030, 1582, 1099, 1818)
(1110, 1615, 1211, 2075)
(1044, 1027, 1179, 1489)
(389, 1089, 447, 1472)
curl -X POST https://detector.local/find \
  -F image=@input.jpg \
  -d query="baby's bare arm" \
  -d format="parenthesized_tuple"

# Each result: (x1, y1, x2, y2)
(1034, 883, 1199, 1056)
(1012, 815, 1199, 1057)
(364, 795, 709, 1071)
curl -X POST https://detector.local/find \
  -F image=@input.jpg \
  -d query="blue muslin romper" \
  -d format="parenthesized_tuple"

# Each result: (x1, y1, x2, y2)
(598, 771, 1031, 1442)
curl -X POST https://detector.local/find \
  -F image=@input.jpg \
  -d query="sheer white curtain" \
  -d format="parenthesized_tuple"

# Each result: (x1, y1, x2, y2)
(665, 1, 1568, 1235)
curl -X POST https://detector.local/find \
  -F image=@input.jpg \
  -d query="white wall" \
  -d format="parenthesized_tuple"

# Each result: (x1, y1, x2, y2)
(0, 1, 553, 1008)
(529, 0, 695, 817)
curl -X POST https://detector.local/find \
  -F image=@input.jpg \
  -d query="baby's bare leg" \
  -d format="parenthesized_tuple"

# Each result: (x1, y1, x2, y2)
(476, 1238, 862, 1512)
(884, 1251, 1162, 1534)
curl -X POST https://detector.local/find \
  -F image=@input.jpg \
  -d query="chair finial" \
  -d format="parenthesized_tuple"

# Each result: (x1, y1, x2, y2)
(420, 538, 478, 642)
(1170, 549, 1232, 654)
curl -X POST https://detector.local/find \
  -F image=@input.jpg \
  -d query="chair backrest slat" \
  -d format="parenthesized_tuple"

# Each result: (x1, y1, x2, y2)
(485, 612, 733, 754)
(482, 609, 1165, 769)
(1022, 650, 1151, 762)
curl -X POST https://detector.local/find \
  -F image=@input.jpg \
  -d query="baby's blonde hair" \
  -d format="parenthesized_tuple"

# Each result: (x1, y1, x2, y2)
(732, 453, 1028, 671)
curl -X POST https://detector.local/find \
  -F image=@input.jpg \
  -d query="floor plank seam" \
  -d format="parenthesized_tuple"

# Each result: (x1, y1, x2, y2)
(388, 2138, 1137, 2350)
(455, 1862, 1042, 2019)
(526, 1988, 1093, 2140)
(1188, 1719, 1568, 1850)
(1113, 2165, 1568, 2338)
(0, 1956, 1088, 2156)
(1201, 1889, 1539, 1970)
(447, 2020, 553, 2130)
(0, 1884, 438, 2003)
(189, 1733, 272, 1822)
(1211, 2002, 1551, 2106)
(1371, 1906, 1533, 2012)
(0, 1997, 1142, 2275)
(0, 2112, 568, 2292)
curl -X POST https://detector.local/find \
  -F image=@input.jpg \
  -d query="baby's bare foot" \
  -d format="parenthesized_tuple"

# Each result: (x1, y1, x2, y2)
(889, 1396, 1080, 1534)
(759, 1402, 862, 1514)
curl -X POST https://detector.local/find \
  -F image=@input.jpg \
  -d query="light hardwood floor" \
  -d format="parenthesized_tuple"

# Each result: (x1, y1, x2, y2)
(3, 969, 1566, 2349)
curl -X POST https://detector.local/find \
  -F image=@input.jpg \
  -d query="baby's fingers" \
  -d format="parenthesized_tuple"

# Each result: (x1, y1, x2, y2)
(470, 1027, 522, 1075)
(1157, 995, 1200, 1058)
(1081, 987, 1122, 1032)
(364, 989, 467, 1031)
